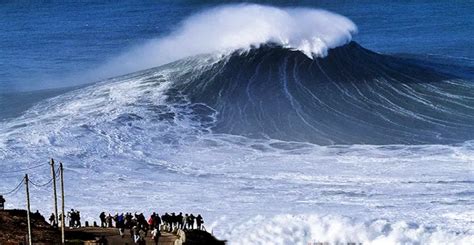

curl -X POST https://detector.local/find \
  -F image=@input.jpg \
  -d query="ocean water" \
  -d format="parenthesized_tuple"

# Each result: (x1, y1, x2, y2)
(1, 2, 473, 244)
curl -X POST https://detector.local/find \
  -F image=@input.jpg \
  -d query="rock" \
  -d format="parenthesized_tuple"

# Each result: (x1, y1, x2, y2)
(0, 209, 60, 244)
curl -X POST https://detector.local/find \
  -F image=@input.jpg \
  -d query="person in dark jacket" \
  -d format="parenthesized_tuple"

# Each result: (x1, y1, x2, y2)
(49, 213, 56, 227)
(0, 195, 5, 210)
(99, 212, 106, 227)
(187, 214, 195, 229)
(170, 213, 177, 231)
(196, 214, 204, 230)
(106, 213, 113, 228)
(177, 212, 184, 229)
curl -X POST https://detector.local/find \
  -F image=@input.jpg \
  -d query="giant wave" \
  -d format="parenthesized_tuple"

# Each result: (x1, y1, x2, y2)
(166, 43, 474, 144)
(94, 4, 356, 79)
(1, 4, 473, 245)
(90, 4, 474, 145)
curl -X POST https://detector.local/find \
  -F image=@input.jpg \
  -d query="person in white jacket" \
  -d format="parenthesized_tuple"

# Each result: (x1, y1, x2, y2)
(151, 227, 161, 245)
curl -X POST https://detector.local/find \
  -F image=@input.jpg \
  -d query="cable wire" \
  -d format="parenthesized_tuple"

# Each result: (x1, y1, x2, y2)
(29, 177, 54, 188)
(0, 177, 25, 196)
(0, 163, 48, 174)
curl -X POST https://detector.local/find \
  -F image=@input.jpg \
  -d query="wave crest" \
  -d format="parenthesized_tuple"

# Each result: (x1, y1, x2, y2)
(98, 4, 356, 78)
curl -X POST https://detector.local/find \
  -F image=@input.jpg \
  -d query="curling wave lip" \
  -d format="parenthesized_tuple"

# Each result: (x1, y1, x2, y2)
(96, 4, 357, 79)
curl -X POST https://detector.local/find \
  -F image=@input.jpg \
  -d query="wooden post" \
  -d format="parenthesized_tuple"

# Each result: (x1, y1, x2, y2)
(59, 162, 65, 244)
(50, 158, 59, 227)
(25, 174, 32, 245)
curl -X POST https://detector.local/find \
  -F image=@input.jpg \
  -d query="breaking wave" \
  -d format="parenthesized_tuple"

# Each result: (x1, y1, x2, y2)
(166, 43, 474, 144)
(6, 42, 474, 146)
(95, 4, 356, 79)
(0, 4, 473, 245)
(219, 214, 474, 245)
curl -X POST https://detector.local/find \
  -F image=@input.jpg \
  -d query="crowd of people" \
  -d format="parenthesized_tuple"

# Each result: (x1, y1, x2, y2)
(68, 209, 82, 228)
(47, 209, 205, 244)
(48, 209, 82, 228)
(96, 211, 205, 244)
(97, 211, 204, 232)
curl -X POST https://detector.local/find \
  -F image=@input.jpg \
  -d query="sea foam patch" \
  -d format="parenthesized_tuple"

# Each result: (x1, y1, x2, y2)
(218, 214, 474, 245)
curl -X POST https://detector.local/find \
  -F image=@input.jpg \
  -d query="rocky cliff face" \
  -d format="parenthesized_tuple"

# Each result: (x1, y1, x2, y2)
(0, 209, 60, 244)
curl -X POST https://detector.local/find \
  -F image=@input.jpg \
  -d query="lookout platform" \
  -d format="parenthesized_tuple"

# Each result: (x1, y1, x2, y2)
(0, 209, 224, 245)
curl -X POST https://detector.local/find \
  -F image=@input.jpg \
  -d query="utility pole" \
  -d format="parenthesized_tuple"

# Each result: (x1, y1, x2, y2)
(50, 158, 59, 227)
(59, 162, 65, 244)
(25, 174, 32, 245)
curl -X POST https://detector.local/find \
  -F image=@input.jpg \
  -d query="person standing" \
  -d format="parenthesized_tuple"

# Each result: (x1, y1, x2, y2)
(49, 213, 56, 227)
(183, 214, 189, 230)
(106, 213, 113, 228)
(99, 212, 106, 227)
(161, 213, 169, 231)
(151, 226, 161, 245)
(170, 213, 177, 231)
(68, 209, 75, 227)
(196, 214, 203, 230)
(156, 213, 162, 229)
(177, 212, 184, 229)
(117, 213, 125, 237)
(148, 213, 156, 228)
(0, 195, 5, 210)
(76, 211, 81, 227)
(187, 214, 195, 230)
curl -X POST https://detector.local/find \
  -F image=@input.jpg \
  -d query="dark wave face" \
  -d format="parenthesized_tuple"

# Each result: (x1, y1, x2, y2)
(166, 42, 474, 145)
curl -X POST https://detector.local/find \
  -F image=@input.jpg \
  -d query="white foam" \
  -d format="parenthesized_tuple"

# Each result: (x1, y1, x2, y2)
(219, 214, 474, 245)
(95, 4, 356, 78)
(1, 56, 473, 245)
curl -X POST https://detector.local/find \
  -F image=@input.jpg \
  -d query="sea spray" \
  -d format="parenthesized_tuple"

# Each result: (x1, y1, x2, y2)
(95, 4, 356, 79)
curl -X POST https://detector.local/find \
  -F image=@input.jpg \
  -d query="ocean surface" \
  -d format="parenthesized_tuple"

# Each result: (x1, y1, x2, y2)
(1, 1, 473, 244)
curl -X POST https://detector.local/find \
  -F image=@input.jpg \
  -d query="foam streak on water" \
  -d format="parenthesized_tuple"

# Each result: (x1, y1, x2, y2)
(0, 54, 473, 244)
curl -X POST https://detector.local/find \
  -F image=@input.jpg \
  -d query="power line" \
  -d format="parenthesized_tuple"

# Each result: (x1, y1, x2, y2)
(0, 160, 59, 194)
(0, 161, 60, 193)
(29, 177, 54, 188)
(0, 163, 48, 174)
(0, 177, 25, 196)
